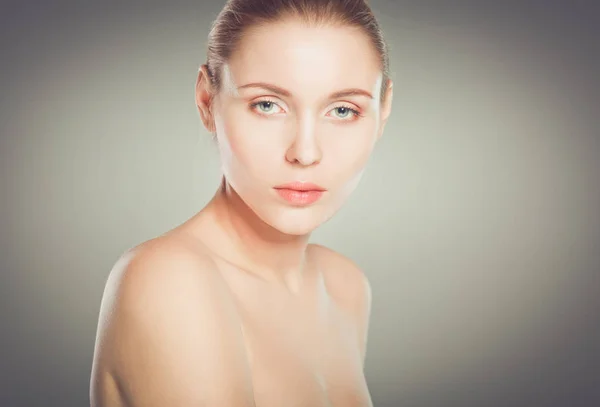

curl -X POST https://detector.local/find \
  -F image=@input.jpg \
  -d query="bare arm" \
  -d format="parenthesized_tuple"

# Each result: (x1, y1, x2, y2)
(90, 241, 255, 407)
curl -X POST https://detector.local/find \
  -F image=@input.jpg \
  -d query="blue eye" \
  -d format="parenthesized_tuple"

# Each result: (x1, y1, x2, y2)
(335, 107, 349, 117)
(249, 99, 361, 120)
(330, 105, 361, 120)
(257, 101, 274, 112)
(335, 107, 351, 118)
(249, 99, 283, 115)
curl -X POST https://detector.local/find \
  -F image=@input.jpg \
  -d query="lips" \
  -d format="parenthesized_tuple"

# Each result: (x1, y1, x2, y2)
(273, 181, 326, 205)
(274, 181, 326, 192)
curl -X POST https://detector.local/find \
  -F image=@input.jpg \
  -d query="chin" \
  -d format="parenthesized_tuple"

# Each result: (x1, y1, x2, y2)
(260, 206, 334, 237)
(271, 221, 317, 236)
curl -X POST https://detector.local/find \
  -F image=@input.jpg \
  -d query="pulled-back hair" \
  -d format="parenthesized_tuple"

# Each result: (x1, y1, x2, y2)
(205, 0, 390, 101)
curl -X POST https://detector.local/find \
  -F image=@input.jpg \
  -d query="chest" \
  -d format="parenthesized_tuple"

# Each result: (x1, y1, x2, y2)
(233, 287, 372, 407)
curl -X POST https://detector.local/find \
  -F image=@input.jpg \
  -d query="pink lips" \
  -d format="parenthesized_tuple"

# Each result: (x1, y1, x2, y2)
(273, 181, 326, 206)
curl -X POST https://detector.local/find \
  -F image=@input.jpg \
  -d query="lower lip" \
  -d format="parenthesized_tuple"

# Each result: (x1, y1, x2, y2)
(275, 188, 324, 205)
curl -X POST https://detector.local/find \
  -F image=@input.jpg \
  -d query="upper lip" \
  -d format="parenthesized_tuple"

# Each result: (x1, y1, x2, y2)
(274, 181, 326, 191)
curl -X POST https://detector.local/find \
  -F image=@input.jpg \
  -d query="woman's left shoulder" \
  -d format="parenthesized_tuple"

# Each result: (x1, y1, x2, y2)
(307, 244, 372, 308)
(308, 244, 372, 362)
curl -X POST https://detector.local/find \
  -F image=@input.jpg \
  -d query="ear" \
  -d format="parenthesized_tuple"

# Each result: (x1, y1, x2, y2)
(195, 64, 216, 133)
(377, 79, 393, 139)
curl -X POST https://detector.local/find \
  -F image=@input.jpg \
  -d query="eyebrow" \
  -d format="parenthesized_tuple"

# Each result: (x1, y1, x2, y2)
(237, 82, 374, 100)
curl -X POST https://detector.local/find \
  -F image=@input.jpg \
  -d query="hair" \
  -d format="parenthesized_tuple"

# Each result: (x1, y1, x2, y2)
(205, 0, 390, 102)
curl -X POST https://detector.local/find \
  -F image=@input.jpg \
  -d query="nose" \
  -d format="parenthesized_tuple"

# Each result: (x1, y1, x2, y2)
(285, 116, 322, 166)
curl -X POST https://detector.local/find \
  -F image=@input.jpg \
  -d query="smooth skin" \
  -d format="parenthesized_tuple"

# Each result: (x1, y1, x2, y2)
(90, 17, 392, 407)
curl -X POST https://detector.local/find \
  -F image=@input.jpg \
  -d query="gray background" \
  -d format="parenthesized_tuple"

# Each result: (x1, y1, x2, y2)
(1, 1, 599, 406)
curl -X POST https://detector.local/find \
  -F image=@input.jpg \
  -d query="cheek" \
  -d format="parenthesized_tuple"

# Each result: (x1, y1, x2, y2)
(217, 111, 282, 178)
(323, 123, 378, 180)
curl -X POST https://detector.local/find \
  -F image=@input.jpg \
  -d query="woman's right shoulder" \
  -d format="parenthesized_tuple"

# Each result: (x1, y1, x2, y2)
(91, 235, 254, 406)
(98, 234, 237, 335)
(110, 234, 220, 287)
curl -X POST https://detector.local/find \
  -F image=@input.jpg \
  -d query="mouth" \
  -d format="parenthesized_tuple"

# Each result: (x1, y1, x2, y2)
(273, 182, 326, 205)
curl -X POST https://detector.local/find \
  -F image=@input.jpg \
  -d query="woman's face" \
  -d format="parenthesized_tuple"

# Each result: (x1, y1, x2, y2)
(201, 19, 392, 236)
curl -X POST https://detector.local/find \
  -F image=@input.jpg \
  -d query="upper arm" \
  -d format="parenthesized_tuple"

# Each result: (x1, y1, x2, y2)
(90, 241, 255, 407)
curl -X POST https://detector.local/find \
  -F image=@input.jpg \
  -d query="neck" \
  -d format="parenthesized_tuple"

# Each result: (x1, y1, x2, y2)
(192, 177, 311, 289)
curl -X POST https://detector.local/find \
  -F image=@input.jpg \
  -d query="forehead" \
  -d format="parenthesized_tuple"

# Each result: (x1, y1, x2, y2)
(224, 19, 382, 97)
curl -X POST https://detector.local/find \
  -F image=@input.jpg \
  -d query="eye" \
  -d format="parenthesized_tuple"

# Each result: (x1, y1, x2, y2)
(249, 99, 362, 121)
(249, 99, 284, 116)
(328, 104, 362, 121)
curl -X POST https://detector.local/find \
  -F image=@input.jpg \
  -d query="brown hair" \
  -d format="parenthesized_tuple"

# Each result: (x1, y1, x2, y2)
(205, 0, 390, 102)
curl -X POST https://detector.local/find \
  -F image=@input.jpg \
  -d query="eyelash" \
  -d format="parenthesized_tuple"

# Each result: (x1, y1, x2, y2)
(249, 98, 362, 120)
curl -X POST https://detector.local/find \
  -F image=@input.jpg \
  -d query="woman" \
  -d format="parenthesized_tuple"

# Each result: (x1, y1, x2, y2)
(90, 0, 393, 406)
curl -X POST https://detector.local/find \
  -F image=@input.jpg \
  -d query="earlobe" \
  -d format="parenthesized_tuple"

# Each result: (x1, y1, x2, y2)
(383, 80, 393, 119)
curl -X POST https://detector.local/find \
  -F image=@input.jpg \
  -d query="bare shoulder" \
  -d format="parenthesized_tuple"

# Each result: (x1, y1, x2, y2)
(308, 244, 372, 364)
(100, 235, 226, 311)
(308, 243, 372, 306)
(90, 235, 254, 407)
